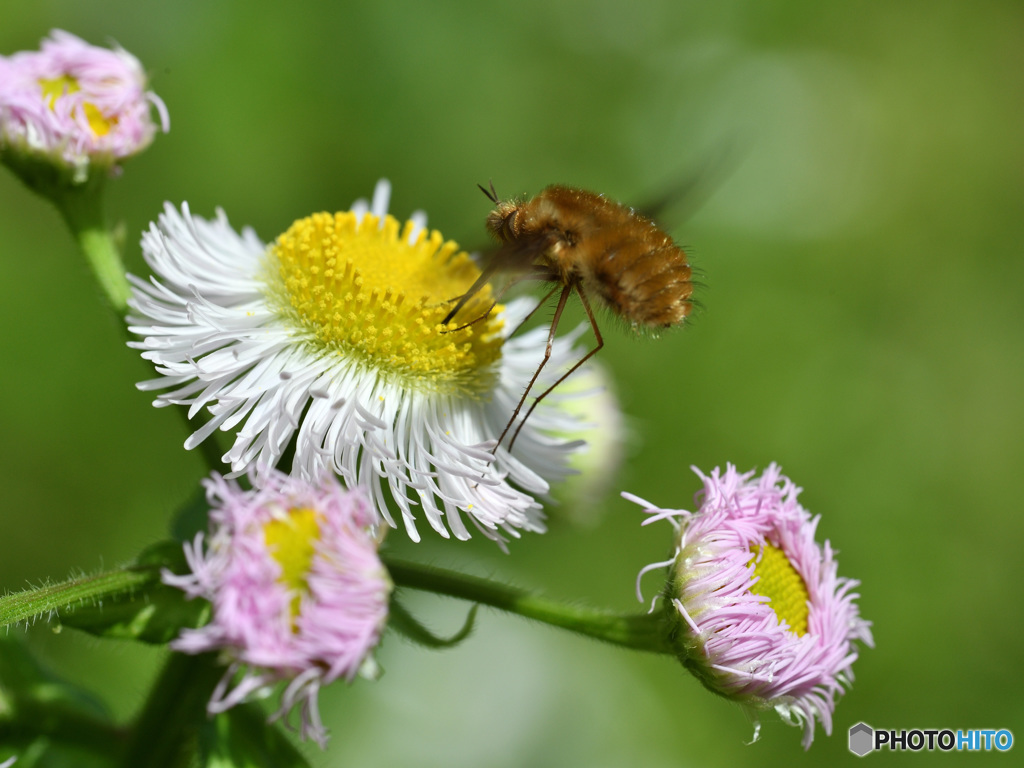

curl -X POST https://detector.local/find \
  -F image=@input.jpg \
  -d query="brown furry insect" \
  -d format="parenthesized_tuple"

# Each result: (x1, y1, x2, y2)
(444, 183, 695, 451)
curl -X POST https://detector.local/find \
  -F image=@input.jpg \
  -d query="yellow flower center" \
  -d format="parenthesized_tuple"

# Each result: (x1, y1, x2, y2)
(268, 212, 504, 395)
(38, 75, 114, 136)
(748, 542, 809, 636)
(263, 507, 321, 625)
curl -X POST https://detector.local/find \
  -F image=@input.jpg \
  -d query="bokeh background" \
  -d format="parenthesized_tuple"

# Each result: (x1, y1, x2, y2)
(2, 1, 1022, 766)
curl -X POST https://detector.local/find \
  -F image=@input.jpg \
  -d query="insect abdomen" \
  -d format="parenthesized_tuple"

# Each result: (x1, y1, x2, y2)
(586, 229, 693, 328)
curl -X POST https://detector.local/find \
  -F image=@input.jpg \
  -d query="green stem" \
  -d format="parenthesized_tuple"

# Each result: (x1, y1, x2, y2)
(384, 557, 672, 655)
(119, 651, 224, 768)
(0, 565, 161, 628)
(56, 183, 225, 473)
(54, 180, 133, 312)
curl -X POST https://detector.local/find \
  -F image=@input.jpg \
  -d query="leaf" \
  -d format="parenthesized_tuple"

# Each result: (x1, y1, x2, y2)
(388, 597, 479, 649)
(199, 703, 311, 768)
(57, 582, 210, 645)
(169, 484, 212, 543)
(0, 635, 123, 765)
(0, 739, 119, 768)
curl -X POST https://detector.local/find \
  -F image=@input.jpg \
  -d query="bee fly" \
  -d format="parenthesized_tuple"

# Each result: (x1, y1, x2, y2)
(444, 183, 695, 452)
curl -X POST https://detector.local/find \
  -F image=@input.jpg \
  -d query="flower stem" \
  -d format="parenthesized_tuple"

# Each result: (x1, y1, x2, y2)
(384, 557, 672, 655)
(119, 651, 223, 768)
(53, 181, 227, 472)
(0, 565, 160, 629)
(53, 180, 133, 312)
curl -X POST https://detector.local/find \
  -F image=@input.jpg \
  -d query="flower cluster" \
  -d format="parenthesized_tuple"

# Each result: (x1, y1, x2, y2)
(0, 29, 167, 183)
(164, 470, 391, 747)
(136, 179, 601, 746)
(1, 25, 873, 752)
(630, 464, 874, 749)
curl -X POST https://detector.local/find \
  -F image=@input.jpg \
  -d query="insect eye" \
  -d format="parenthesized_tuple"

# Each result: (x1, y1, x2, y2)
(501, 210, 519, 241)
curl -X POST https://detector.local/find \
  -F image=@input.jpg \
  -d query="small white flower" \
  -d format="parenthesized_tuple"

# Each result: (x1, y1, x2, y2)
(129, 181, 587, 544)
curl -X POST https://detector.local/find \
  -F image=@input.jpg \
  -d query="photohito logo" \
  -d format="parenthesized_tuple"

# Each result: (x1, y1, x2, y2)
(849, 723, 1014, 756)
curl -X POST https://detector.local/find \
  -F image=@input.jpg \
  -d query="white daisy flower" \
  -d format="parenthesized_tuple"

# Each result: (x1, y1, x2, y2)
(128, 180, 587, 544)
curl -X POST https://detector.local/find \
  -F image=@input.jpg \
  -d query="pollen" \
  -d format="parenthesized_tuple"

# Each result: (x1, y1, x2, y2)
(748, 542, 810, 636)
(264, 507, 321, 625)
(268, 212, 504, 393)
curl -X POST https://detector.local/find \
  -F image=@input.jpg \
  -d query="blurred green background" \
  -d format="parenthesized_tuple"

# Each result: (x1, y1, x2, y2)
(2, 1, 1022, 766)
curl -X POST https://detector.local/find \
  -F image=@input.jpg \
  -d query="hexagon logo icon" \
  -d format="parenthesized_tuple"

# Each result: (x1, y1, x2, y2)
(849, 722, 874, 756)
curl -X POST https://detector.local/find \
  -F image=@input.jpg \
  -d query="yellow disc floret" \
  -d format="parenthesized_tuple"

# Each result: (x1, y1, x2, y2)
(264, 507, 321, 625)
(38, 75, 113, 136)
(268, 212, 504, 394)
(748, 542, 810, 636)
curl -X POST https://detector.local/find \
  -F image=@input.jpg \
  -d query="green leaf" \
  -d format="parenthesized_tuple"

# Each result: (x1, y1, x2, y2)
(57, 582, 210, 645)
(388, 597, 479, 649)
(169, 484, 212, 543)
(0, 634, 123, 764)
(133, 539, 190, 569)
(199, 703, 311, 768)
(0, 739, 119, 768)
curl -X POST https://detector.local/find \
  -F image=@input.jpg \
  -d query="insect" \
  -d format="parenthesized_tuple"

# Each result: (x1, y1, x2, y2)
(444, 183, 695, 452)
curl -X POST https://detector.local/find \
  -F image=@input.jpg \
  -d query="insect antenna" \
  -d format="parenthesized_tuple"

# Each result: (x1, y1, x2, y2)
(477, 180, 499, 204)
(505, 279, 604, 452)
(439, 182, 505, 327)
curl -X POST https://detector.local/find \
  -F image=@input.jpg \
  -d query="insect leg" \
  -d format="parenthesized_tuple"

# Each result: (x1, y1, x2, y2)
(506, 281, 560, 337)
(507, 279, 604, 451)
(443, 300, 498, 332)
(496, 280, 574, 452)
